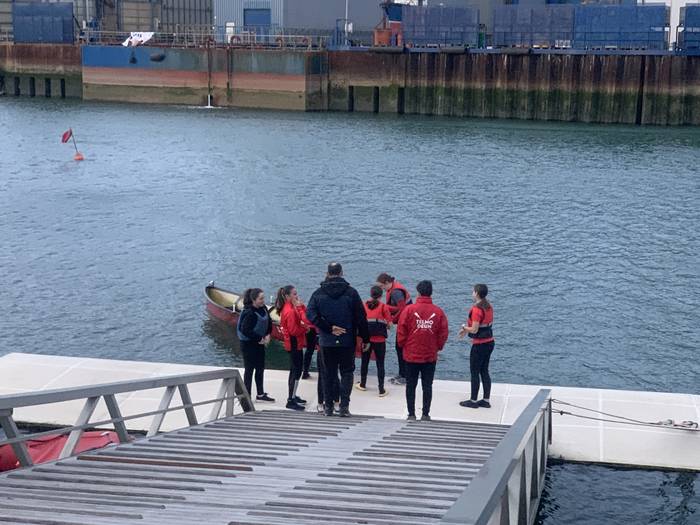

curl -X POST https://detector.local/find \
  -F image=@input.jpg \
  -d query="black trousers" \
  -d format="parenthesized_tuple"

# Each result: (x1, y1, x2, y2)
(317, 347, 339, 405)
(241, 345, 265, 396)
(287, 341, 304, 401)
(470, 341, 495, 400)
(321, 346, 355, 409)
(405, 361, 436, 417)
(303, 330, 317, 374)
(396, 340, 406, 378)
(360, 341, 386, 390)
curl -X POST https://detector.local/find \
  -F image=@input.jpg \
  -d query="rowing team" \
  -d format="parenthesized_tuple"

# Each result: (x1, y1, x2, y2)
(236, 262, 494, 420)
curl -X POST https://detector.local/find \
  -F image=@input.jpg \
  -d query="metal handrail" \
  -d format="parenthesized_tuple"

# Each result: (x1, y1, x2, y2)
(441, 388, 552, 525)
(0, 368, 254, 469)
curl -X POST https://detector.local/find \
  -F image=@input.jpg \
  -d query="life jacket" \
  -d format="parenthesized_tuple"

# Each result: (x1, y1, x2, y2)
(386, 280, 412, 307)
(468, 304, 493, 340)
(365, 301, 389, 339)
(236, 308, 270, 341)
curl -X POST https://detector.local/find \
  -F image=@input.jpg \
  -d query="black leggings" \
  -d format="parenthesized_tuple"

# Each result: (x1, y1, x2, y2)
(317, 347, 339, 405)
(360, 341, 386, 389)
(241, 345, 265, 396)
(396, 340, 406, 378)
(288, 340, 304, 401)
(405, 361, 436, 417)
(303, 330, 317, 374)
(470, 341, 495, 401)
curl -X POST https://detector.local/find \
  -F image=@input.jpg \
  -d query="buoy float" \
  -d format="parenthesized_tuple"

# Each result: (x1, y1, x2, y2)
(74, 152, 84, 161)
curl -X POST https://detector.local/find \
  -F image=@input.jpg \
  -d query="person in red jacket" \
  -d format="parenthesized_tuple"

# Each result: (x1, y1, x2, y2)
(397, 280, 448, 421)
(376, 273, 412, 385)
(355, 285, 393, 396)
(275, 285, 308, 411)
(458, 284, 495, 409)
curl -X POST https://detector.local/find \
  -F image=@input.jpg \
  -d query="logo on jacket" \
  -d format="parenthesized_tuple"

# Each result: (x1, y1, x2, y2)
(414, 312, 435, 332)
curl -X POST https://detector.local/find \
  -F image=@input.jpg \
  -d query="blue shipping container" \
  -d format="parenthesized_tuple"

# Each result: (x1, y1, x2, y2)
(13, 2, 74, 44)
(572, 5, 668, 50)
(401, 5, 479, 47)
(679, 6, 700, 50)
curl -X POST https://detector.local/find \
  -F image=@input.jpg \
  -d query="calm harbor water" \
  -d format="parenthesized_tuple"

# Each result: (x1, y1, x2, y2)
(1, 98, 699, 523)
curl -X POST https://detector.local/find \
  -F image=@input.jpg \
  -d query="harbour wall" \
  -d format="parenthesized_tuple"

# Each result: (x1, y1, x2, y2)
(328, 51, 700, 125)
(1, 43, 699, 125)
(0, 43, 82, 98)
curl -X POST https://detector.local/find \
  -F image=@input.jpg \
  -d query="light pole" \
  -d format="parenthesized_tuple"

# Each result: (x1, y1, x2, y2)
(344, 0, 349, 46)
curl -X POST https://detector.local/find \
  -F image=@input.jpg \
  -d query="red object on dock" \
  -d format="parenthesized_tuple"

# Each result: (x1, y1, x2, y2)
(0, 431, 120, 472)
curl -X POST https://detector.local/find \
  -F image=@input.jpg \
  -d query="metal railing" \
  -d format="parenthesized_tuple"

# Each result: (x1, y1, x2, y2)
(441, 389, 552, 525)
(0, 368, 254, 469)
(80, 28, 328, 49)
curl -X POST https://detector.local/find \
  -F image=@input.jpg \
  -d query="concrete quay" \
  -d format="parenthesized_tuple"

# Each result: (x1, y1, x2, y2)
(0, 352, 698, 472)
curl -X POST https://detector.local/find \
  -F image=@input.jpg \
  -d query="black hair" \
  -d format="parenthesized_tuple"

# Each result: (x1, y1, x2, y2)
(474, 283, 491, 310)
(243, 288, 264, 308)
(274, 285, 295, 314)
(376, 272, 394, 284)
(416, 280, 432, 297)
(366, 285, 383, 309)
(327, 262, 343, 276)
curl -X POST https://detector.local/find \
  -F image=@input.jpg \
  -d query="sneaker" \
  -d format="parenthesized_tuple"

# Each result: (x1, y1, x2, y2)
(256, 393, 275, 402)
(378, 389, 388, 398)
(393, 377, 407, 386)
(293, 396, 307, 405)
(324, 405, 334, 417)
(339, 406, 351, 418)
(477, 400, 491, 408)
(459, 400, 480, 409)
(317, 403, 325, 413)
(389, 375, 402, 384)
(421, 414, 432, 421)
(301, 372, 312, 380)
(286, 400, 306, 411)
(333, 401, 340, 414)
(354, 382, 367, 391)
(407, 414, 417, 421)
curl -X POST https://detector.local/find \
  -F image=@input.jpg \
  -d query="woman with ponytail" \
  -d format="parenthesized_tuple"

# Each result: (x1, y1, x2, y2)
(275, 285, 308, 411)
(458, 284, 495, 409)
(355, 285, 393, 396)
(236, 288, 274, 403)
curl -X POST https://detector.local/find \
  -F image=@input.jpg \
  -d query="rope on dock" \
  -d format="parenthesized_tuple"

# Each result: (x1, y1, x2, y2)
(551, 399, 700, 432)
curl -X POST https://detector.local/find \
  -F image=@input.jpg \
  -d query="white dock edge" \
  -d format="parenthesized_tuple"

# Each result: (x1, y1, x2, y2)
(0, 352, 698, 472)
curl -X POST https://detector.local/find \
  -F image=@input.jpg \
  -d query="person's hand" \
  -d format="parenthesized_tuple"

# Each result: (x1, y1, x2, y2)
(458, 326, 468, 339)
(331, 325, 346, 336)
(362, 343, 371, 353)
(262, 335, 271, 346)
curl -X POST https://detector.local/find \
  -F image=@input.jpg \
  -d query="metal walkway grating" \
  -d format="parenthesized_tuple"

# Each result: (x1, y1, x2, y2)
(0, 410, 510, 525)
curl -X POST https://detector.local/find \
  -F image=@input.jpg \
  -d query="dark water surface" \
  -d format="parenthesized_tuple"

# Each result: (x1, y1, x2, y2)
(1, 98, 699, 523)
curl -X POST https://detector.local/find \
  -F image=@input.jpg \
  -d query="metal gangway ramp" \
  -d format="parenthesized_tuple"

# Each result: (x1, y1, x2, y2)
(0, 369, 551, 525)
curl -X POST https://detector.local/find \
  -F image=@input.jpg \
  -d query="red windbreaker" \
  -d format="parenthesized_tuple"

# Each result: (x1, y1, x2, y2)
(280, 302, 307, 352)
(397, 296, 449, 364)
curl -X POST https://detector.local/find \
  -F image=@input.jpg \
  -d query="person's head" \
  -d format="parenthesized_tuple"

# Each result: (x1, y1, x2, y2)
(274, 285, 297, 314)
(370, 285, 383, 300)
(472, 284, 491, 309)
(327, 262, 343, 278)
(416, 280, 433, 297)
(243, 288, 265, 309)
(376, 272, 394, 291)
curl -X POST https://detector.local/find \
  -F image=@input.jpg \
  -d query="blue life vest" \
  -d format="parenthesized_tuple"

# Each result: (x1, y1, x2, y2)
(237, 308, 270, 342)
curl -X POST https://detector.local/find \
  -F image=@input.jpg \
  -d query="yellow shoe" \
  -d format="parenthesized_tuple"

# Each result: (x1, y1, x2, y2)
(354, 382, 367, 391)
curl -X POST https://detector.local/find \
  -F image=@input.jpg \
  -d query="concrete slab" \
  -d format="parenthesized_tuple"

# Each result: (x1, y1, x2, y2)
(1, 353, 698, 471)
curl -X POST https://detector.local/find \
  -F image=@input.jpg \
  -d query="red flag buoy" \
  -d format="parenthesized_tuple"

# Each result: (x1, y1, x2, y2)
(74, 152, 84, 161)
(62, 128, 85, 161)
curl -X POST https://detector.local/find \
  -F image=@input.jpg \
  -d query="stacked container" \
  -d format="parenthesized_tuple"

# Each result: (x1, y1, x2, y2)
(679, 6, 700, 51)
(494, 5, 574, 48)
(572, 5, 669, 50)
(401, 5, 480, 47)
(12, 2, 74, 43)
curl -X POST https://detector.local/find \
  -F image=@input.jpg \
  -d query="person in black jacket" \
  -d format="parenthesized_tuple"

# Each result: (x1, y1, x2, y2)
(306, 262, 369, 417)
(236, 288, 275, 403)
